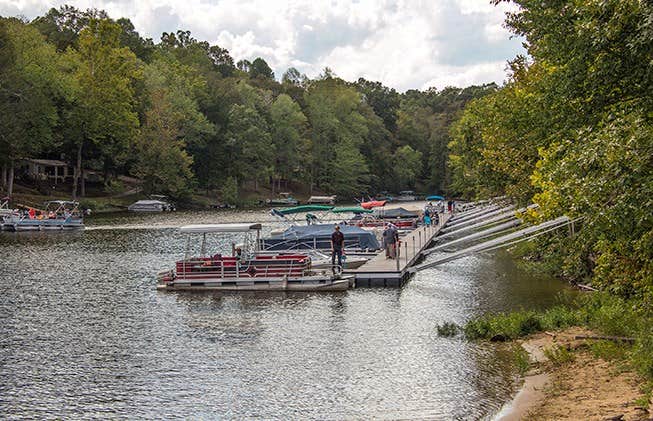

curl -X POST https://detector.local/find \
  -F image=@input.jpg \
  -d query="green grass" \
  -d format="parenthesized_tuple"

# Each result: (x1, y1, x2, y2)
(512, 344, 531, 375)
(462, 292, 653, 390)
(543, 345, 575, 366)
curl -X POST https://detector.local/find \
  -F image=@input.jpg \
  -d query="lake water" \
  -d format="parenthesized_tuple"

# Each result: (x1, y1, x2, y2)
(0, 210, 566, 419)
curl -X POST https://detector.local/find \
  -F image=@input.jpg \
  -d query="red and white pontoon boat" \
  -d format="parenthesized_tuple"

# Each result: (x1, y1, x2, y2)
(157, 223, 352, 292)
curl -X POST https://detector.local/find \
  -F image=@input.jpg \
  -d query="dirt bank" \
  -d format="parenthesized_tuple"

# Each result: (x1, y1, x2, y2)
(497, 328, 650, 420)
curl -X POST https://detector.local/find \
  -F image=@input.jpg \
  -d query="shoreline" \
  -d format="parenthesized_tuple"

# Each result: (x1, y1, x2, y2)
(494, 328, 650, 420)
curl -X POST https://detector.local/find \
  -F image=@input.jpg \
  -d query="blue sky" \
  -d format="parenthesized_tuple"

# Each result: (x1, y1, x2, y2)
(0, 0, 525, 91)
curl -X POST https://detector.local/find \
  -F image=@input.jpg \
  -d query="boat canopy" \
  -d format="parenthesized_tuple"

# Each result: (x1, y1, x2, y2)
(180, 223, 262, 233)
(360, 200, 387, 209)
(426, 195, 445, 201)
(274, 205, 333, 215)
(331, 206, 373, 214)
(378, 207, 419, 218)
(262, 223, 380, 250)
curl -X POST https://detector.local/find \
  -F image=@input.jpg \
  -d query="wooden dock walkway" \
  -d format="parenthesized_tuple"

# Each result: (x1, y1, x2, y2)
(345, 214, 450, 287)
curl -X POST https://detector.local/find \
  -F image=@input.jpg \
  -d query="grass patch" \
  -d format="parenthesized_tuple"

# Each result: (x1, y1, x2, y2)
(589, 340, 629, 362)
(512, 344, 531, 375)
(543, 345, 575, 366)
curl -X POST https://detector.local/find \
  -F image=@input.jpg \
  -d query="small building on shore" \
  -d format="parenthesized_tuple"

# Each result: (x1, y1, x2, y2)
(20, 159, 73, 184)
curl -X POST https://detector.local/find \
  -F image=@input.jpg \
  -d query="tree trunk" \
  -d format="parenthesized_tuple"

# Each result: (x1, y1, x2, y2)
(1, 164, 6, 190)
(254, 178, 258, 192)
(73, 142, 83, 199)
(81, 168, 86, 197)
(7, 161, 14, 197)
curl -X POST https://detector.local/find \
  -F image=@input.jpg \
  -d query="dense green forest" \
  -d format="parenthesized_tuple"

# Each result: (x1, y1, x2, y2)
(448, 0, 652, 301)
(0, 5, 495, 202)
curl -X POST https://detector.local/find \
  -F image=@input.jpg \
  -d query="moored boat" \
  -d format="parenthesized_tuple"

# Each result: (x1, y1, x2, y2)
(157, 223, 352, 292)
(261, 223, 381, 252)
(265, 192, 299, 206)
(128, 195, 175, 212)
(395, 190, 417, 201)
(307, 195, 336, 205)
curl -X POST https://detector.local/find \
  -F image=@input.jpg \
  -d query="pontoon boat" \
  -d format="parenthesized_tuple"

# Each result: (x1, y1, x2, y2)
(157, 223, 352, 291)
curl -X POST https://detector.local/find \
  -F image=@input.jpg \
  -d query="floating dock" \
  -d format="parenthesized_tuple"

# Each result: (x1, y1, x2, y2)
(345, 214, 450, 287)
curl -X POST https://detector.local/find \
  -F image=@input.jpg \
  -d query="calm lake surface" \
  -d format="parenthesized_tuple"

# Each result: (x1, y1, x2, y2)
(0, 209, 566, 420)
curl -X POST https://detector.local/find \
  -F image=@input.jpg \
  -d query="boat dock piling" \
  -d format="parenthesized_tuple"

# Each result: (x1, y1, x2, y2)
(344, 213, 451, 287)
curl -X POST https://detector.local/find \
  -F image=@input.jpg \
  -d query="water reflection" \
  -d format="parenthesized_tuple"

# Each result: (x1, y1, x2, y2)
(0, 211, 566, 419)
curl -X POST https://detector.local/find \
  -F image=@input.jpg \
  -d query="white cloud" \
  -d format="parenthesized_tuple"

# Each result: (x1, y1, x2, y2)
(0, 0, 525, 91)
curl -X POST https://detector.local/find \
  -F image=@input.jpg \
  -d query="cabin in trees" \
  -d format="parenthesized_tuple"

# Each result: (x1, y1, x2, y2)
(19, 159, 73, 184)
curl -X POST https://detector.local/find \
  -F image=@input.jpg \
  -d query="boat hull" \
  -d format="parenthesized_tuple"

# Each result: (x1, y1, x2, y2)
(158, 275, 352, 292)
(2, 218, 84, 231)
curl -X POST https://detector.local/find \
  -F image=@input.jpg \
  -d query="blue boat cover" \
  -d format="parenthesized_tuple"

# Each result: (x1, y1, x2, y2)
(262, 223, 380, 251)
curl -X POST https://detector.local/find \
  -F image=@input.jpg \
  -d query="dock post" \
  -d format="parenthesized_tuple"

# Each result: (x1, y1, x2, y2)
(404, 241, 408, 265)
(412, 236, 415, 259)
(396, 242, 400, 271)
(419, 230, 422, 248)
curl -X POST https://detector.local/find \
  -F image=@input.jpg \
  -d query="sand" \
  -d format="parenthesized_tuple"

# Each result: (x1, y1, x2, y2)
(496, 328, 651, 421)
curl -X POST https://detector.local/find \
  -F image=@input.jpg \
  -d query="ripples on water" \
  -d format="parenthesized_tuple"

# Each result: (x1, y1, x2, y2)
(0, 210, 566, 419)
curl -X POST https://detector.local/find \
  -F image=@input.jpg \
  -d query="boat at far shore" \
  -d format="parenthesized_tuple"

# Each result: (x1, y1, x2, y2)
(128, 195, 175, 212)
(265, 192, 299, 206)
(307, 195, 336, 205)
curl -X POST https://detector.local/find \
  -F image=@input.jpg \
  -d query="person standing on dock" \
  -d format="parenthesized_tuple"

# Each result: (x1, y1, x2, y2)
(383, 223, 398, 259)
(330, 224, 345, 272)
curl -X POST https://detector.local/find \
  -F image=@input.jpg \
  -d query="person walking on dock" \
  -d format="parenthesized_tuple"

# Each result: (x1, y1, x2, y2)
(331, 224, 345, 272)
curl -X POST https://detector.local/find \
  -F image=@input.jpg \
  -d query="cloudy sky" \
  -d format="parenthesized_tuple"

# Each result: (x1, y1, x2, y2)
(0, 0, 525, 91)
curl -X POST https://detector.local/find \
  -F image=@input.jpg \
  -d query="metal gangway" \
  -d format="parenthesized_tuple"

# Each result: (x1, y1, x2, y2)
(410, 215, 574, 272)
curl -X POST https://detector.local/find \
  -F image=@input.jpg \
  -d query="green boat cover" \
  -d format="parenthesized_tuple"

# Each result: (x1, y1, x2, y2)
(275, 205, 333, 215)
(331, 206, 373, 214)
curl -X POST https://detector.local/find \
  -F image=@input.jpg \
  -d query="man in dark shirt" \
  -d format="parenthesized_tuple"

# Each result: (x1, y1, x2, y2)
(331, 224, 345, 272)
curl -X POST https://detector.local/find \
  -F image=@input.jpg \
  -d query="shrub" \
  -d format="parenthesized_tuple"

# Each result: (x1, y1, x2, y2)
(436, 322, 460, 337)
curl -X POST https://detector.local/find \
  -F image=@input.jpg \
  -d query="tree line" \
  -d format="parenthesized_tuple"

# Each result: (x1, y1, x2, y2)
(448, 0, 652, 302)
(0, 5, 496, 202)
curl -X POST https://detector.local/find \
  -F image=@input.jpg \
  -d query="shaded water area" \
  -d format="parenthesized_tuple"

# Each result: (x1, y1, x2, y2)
(0, 210, 567, 419)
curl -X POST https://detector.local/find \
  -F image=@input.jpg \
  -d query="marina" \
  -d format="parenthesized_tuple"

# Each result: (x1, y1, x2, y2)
(0, 206, 567, 420)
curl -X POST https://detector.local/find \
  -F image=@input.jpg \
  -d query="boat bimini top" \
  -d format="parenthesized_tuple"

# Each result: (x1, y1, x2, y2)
(331, 206, 373, 214)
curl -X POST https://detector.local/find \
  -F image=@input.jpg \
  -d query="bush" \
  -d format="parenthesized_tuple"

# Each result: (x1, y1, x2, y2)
(463, 311, 542, 340)
(436, 322, 460, 337)
(589, 340, 629, 362)
(540, 305, 580, 330)
(104, 180, 126, 195)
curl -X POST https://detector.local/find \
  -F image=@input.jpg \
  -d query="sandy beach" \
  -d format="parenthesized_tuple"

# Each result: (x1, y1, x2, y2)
(495, 328, 650, 420)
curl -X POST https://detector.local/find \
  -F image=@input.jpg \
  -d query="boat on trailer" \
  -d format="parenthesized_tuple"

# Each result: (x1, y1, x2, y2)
(157, 223, 352, 292)
(2, 201, 84, 231)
